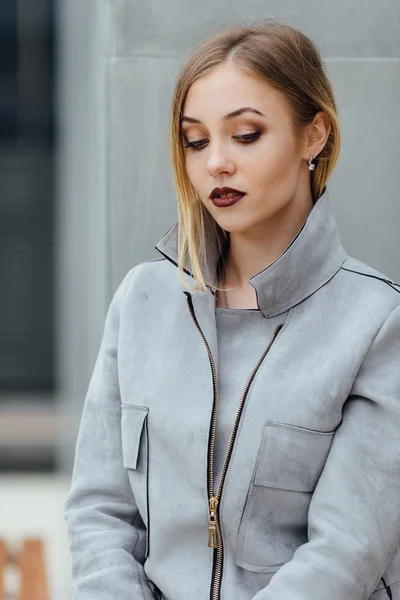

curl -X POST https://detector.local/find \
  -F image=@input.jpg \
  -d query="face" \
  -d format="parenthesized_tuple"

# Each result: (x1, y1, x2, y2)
(180, 61, 312, 235)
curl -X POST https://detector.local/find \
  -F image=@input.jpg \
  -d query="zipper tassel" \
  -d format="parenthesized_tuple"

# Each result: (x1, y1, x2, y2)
(208, 496, 219, 548)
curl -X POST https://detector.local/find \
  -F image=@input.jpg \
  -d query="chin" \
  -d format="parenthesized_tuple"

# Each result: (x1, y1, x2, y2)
(205, 203, 250, 231)
(212, 215, 256, 235)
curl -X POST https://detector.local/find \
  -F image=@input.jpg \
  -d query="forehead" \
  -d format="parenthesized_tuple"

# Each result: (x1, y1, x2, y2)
(182, 61, 292, 122)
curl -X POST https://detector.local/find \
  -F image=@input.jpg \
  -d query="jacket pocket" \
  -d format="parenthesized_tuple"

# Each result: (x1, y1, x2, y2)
(237, 420, 335, 574)
(120, 404, 150, 557)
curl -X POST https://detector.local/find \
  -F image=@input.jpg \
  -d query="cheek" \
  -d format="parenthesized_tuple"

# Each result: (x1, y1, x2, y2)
(184, 155, 202, 189)
(251, 136, 299, 183)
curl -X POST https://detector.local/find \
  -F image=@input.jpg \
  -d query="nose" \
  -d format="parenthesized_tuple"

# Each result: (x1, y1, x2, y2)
(206, 142, 236, 178)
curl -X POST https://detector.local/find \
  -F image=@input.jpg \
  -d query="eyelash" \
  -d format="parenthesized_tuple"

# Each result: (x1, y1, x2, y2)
(183, 131, 262, 151)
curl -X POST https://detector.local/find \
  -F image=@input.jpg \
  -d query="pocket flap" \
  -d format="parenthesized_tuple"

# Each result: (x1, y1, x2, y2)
(121, 404, 149, 469)
(254, 421, 335, 492)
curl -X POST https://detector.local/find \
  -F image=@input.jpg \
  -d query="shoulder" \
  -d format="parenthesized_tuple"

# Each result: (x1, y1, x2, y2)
(103, 259, 171, 329)
(339, 256, 400, 295)
(124, 257, 176, 287)
(337, 255, 400, 313)
(117, 256, 182, 303)
(340, 256, 399, 290)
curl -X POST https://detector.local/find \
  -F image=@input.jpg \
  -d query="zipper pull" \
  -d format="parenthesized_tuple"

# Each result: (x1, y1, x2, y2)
(208, 496, 219, 548)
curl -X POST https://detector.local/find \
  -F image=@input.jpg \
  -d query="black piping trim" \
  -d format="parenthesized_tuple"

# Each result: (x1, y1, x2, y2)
(154, 247, 188, 273)
(217, 323, 284, 495)
(209, 547, 219, 600)
(155, 247, 217, 296)
(209, 325, 284, 599)
(144, 415, 150, 558)
(381, 577, 393, 599)
(183, 292, 214, 498)
(341, 267, 400, 294)
(152, 583, 170, 600)
(183, 291, 223, 600)
(184, 294, 283, 600)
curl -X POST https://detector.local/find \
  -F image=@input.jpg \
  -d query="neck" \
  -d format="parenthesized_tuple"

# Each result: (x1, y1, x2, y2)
(223, 193, 314, 289)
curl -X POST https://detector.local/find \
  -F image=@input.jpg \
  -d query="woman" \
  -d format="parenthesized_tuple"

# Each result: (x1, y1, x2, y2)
(64, 21, 400, 600)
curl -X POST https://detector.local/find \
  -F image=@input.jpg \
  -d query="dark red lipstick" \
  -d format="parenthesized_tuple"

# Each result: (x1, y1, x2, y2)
(209, 187, 246, 208)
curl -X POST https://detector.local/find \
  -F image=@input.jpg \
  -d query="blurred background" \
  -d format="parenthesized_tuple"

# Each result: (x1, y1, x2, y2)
(0, 0, 399, 598)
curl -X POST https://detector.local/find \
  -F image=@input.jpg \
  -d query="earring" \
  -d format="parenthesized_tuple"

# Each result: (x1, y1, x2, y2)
(308, 154, 316, 171)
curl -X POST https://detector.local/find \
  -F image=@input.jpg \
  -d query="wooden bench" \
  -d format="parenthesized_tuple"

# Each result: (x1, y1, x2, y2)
(0, 538, 48, 600)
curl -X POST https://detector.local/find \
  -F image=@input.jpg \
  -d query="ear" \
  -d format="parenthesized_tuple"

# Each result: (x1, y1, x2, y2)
(302, 112, 331, 160)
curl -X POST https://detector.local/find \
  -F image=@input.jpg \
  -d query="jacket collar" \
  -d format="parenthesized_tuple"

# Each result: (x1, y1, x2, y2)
(155, 189, 347, 318)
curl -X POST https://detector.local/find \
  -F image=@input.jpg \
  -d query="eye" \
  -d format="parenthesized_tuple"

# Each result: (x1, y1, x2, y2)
(234, 131, 262, 143)
(183, 138, 208, 151)
(182, 130, 262, 151)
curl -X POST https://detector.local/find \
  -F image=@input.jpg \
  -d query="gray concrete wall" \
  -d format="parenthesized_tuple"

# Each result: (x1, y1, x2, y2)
(56, 0, 113, 470)
(58, 1, 400, 470)
(108, 1, 400, 285)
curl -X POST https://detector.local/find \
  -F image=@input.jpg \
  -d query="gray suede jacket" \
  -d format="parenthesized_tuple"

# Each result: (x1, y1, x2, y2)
(64, 190, 400, 600)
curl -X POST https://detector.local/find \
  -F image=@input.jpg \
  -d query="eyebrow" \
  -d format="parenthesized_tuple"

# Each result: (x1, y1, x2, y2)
(180, 106, 266, 124)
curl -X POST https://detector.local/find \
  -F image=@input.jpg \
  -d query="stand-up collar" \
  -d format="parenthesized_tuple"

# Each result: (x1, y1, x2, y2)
(155, 190, 347, 318)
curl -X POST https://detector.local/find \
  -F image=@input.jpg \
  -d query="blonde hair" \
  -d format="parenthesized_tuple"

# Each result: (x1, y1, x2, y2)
(169, 20, 341, 292)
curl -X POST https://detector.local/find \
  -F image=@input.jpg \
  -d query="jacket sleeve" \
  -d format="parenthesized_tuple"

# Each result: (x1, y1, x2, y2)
(64, 269, 155, 600)
(253, 304, 400, 600)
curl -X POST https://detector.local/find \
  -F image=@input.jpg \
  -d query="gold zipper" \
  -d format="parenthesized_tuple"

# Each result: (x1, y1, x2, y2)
(185, 292, 283, 600)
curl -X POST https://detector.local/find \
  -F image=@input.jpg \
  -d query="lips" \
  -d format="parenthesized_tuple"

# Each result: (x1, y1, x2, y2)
(209, 186, 246, 199)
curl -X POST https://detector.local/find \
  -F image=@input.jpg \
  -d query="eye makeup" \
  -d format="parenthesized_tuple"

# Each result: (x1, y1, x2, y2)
(183, 130, 263, 151)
